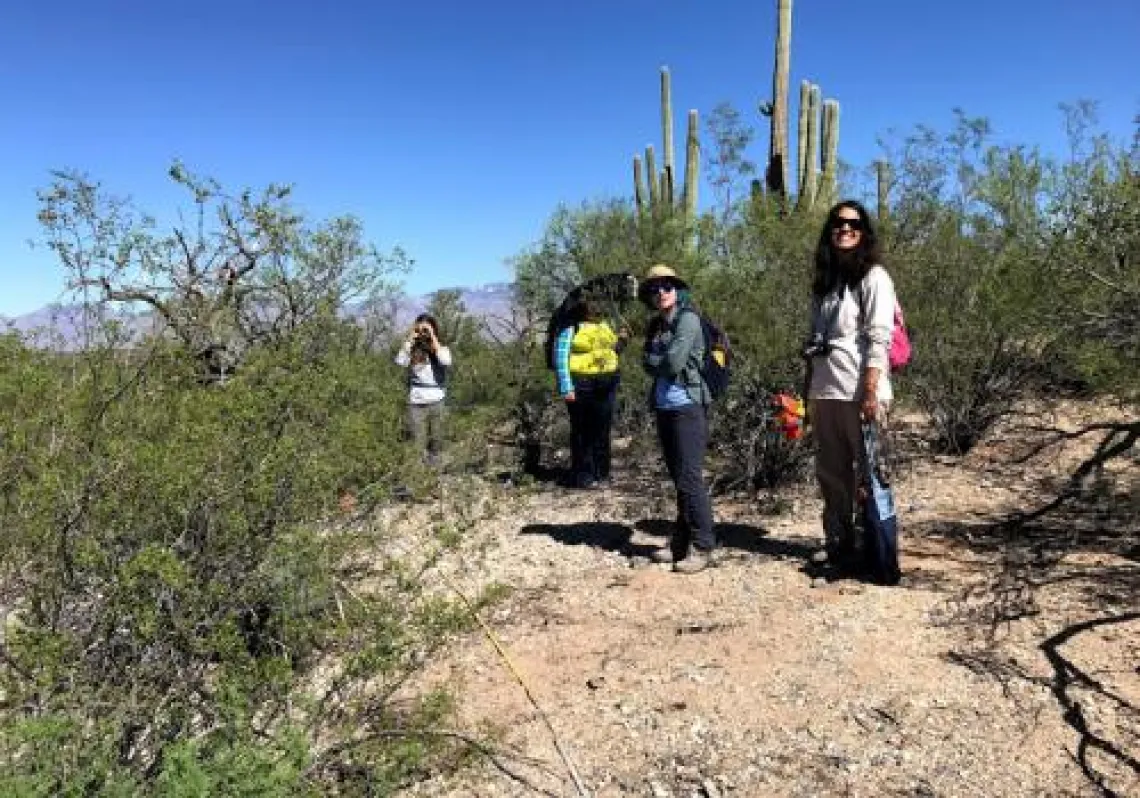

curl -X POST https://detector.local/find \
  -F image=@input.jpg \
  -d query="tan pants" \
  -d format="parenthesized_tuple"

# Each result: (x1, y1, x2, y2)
(407, 401, 446, 464)
(810, 399, 865, 552)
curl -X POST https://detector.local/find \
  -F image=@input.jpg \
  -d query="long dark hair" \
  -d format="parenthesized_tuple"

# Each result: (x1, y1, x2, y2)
(414, 313, 440, 338)
(811, 200, 883, 298)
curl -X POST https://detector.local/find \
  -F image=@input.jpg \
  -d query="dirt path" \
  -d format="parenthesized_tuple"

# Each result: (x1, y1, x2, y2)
(402, 418, 1139, 798)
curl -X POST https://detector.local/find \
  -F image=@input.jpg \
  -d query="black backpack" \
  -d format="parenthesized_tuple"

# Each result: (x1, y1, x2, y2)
(689, 310, 732, 401)
(543, 273, 637, 371)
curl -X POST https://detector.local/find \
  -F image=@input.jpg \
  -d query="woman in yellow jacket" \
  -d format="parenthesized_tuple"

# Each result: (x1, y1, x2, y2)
(554, 298, 628, 489)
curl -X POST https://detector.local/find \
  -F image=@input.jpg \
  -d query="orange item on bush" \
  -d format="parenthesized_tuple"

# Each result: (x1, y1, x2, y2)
(771, 393, 805, 440)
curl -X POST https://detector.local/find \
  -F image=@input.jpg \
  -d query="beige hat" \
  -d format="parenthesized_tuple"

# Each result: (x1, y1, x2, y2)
(642, 263, 688, 289)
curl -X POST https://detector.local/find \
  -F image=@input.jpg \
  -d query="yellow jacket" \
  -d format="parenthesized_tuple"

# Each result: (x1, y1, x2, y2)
(568, 321, 619, 376)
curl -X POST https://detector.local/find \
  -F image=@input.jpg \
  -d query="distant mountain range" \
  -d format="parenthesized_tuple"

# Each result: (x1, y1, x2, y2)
(0, 283, 518, 347)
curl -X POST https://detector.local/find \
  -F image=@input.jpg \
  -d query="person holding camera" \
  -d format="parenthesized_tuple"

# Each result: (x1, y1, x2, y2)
(803, 201, 896, 575)
(395, 313, 452, 466)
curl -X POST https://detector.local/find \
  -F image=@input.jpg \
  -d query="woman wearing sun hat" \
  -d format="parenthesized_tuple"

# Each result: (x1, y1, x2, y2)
(640, 264, 715, 574)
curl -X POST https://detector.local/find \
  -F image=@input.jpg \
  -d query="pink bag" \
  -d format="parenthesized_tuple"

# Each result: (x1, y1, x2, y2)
(888, 301, 912, 371)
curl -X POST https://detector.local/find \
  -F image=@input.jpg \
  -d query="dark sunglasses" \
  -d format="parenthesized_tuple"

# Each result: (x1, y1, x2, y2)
(643, 281, 677, 295)
(831, 216, 864, 232)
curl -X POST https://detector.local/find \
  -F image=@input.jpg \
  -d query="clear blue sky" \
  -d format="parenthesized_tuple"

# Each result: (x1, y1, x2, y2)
(1, 0, 1136, 316)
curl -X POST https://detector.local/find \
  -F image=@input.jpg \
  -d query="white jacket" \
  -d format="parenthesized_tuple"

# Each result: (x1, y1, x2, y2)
(808, 265, 895, 405)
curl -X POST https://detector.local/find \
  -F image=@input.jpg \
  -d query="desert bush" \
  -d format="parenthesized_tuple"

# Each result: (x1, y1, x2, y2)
(0, 173, 493, 795)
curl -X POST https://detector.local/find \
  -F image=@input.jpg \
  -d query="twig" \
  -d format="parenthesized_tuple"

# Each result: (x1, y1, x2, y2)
(1005, 422, 1139, 527)
(1010, 420, 1139, 465)
(446, 579, 591, 797)
(309, 728, 559, 796)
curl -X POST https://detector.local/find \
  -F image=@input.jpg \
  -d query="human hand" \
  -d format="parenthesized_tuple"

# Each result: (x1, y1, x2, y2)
(861, 391, 878, 422)
(564, 391, 576, 403)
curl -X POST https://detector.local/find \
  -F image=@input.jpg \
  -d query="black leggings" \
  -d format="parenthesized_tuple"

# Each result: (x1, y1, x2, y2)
(567, 376, 618, 486)
(655, 404, 715, 554)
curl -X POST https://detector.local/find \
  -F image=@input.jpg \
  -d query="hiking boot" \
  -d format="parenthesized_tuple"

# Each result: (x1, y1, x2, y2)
(649, 547, 675, 564)
(673, 548, 712, 574)
(811, 545, 862, 576)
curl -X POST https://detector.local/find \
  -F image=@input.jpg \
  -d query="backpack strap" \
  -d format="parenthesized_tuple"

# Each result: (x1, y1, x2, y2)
(677, 308, 711, 404)
(409, 350, 448, 389)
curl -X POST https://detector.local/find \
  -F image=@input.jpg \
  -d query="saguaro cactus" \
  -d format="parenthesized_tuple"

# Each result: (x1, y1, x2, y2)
(876, 160, 891, 222)
(645, 145, 660, 209)
(661, 67, 676, 206)
(820, 99, 840, 208)
(683, 109, 700, 220)
(796, 80, 810, 196)
(633, 155, 646, 213)
(797, 83, 821, 211)
(766, 0, 793, 198)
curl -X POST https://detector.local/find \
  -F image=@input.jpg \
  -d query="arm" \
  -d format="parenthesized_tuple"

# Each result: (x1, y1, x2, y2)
(861, 267, 897, 419)
(394, 340, 412, 367)
(644, 311, 701, 378)
(601, 321, 629, 355)
(614, 327, 630, 354)
(432, 345, 453, 367)
(554, 327, 574, 397)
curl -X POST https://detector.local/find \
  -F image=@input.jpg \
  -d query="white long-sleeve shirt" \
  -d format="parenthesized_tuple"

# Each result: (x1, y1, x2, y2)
(395, 343, 452, 405)
(808, 265, 895, 405)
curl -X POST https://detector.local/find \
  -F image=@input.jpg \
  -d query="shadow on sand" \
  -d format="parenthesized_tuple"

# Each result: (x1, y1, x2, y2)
(518, 518, 819, 563)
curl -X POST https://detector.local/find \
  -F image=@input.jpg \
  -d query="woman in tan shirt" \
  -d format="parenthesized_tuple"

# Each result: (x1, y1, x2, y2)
(804, 201, 897, 575)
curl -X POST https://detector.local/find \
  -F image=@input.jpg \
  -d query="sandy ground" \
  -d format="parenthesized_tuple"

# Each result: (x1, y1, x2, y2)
(396, 407, 1138, 798)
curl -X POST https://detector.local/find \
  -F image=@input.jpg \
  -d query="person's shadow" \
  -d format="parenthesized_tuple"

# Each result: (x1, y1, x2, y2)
(518, 518, 819, 563)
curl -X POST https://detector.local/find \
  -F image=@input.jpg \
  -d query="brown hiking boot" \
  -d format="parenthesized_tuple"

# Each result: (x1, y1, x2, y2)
(673, 548, 712, 574)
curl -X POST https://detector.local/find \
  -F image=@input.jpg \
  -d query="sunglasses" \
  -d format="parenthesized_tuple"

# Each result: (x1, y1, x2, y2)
(643, 281, 677, 295)
(831, 216, 865, 232)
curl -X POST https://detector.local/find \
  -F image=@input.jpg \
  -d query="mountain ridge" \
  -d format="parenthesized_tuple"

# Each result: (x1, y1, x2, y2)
(1, 282, 517, 346)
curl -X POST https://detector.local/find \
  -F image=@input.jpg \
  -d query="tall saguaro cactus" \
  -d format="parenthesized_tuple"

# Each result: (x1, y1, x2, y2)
(683, 109, 700, 220)
(633, 155, 646, 213)
(876, 160, 891, 222)
(820, 99, 840, 208)
(645, 145, 660, 209)
(796, 80, 810, 196)
(661, 67, 676, 206)
(797, 83, 821, 211)
(766, 0, 793, 198)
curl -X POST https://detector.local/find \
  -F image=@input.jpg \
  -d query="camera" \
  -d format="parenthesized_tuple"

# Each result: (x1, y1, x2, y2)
(801, 332, 832, 360)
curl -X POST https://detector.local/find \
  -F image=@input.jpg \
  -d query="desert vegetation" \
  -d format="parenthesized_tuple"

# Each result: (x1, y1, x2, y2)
(1, 4, 1136, 793)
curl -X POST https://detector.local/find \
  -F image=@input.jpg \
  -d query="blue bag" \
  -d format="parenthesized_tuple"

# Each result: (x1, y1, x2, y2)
(861, 423, 901, 585)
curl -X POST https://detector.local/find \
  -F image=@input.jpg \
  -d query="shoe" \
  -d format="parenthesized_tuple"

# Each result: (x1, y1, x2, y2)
(649, 548, 675, 564)
(812, 544, 860, 573)
(673, 548, 712, 574)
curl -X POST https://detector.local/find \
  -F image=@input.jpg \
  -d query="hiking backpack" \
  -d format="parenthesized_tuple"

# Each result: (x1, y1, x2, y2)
(692, 311, 733, 401)
(887, 301, 912, 371)
(653, 309, 732, 401)
(857, 279, 912, 372)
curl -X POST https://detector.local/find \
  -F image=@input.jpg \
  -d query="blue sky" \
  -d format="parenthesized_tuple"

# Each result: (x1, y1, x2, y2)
(1, 0, 1137, 316)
